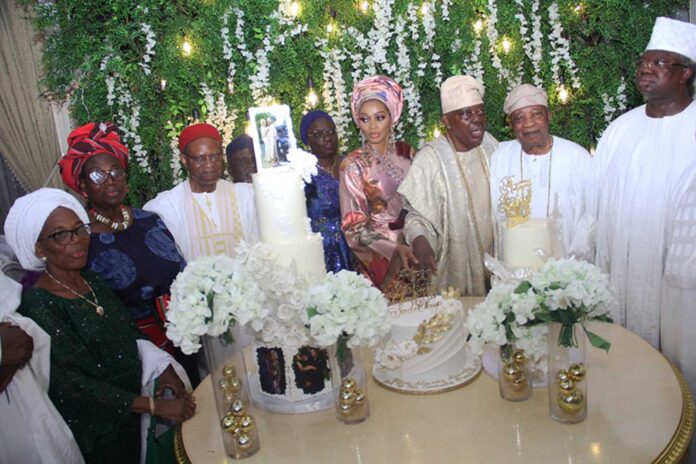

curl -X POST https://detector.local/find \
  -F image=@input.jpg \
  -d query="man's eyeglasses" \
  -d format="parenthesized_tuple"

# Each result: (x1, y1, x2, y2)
(185, 153, 223, 165)
(39, 223, 92, 245)
(87, 168, 127, 185)
(635, 59, 687, 70)
(309, 129, 336, 140)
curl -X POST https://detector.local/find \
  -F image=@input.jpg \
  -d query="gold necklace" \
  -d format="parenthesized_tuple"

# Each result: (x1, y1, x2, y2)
(446, 135, 491, 260)
(45, 270, 105, 316)
(519, 137, 553, 217)
(317, 157, 338, 177)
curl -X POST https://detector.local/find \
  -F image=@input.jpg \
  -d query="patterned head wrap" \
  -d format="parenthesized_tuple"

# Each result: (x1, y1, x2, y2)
(4, 188, 89, 271)
(350, 75, 404, 127)
(300, 110, 334, 145)
(59, 122, 129, 193)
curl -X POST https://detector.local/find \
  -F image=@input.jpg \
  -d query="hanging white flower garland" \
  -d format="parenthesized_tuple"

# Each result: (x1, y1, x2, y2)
(139, 23, 156, 76)
(101, 55, 150, 173)
(514, 0, 543, 87)
(601, 77, 627, 125)
(165, 120, 184, 185)
(548, 2, 581, 90)
(200, 83, 236, 145)
(368, 0, 396, 75)
(316, 39, 351, 153)
(420, 0, 442, 87)
(486, 0, 515, 89)
(221, 10, 236, 93)
(394, 16, 425, 145)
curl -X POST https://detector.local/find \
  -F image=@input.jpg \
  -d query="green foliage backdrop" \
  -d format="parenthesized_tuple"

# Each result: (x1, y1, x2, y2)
(24, 0, 686, 206)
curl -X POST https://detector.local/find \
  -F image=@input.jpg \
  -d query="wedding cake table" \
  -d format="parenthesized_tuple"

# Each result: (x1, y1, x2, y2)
(177, 298, 693, 464)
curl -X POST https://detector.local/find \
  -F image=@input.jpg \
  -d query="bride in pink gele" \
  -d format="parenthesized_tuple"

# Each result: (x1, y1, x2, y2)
(339, 75, 418, 295)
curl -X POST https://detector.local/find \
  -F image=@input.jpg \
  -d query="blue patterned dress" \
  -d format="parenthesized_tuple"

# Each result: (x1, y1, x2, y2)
(305, 168, 354, 273)
(87, 208, 185, 352)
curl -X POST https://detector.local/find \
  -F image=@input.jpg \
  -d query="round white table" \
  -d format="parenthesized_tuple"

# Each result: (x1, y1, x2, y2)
(177, 298, 694, 463)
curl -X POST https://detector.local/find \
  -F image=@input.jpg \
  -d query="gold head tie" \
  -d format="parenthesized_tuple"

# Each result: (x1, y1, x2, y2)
(498, 176, 533, 229)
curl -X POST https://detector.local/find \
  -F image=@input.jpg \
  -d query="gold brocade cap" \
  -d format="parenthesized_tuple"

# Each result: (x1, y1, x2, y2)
(498, 176, 533, 229)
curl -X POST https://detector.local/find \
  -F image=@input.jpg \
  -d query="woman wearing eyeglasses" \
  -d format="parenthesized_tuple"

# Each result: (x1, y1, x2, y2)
(300, 110, 353, 272)
(3, 188, 195, 463)
(58, 122, 198, 384)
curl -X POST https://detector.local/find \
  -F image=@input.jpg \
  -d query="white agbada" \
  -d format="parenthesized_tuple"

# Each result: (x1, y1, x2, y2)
(0, 272, 84, 464)
(590, 100, 696, 347)
(144, 179, 259, 261)
(490, 136, 591, 254)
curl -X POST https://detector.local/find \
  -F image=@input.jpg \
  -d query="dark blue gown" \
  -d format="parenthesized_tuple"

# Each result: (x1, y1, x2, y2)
(305, 168, 354, 273)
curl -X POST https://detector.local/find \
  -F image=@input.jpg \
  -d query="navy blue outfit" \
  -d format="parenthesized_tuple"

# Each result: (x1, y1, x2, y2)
(305, 169, 354, 273)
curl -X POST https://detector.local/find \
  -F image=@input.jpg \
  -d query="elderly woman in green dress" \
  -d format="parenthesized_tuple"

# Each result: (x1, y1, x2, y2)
(4, 188, 195, 463)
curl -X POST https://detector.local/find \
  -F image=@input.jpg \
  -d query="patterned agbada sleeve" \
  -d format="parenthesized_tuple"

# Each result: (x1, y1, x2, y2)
(399, 147, 446, 255)
(19, 279, 143, 460)
(339, 153, 399, 262)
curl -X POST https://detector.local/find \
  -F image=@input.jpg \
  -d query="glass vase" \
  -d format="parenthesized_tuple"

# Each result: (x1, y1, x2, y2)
(498, 343, 533, 402)
(333, 337, 369, 424)
(202, 333, 261, 459)
(547, 322, 587, 423)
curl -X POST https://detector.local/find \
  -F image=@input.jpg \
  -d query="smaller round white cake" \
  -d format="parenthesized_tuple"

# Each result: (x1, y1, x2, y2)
(501, 218, 551, 270)
(373, 296, 481, 394)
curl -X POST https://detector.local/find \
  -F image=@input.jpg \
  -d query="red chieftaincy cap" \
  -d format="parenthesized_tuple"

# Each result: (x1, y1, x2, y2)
(178, 123, 223, 153)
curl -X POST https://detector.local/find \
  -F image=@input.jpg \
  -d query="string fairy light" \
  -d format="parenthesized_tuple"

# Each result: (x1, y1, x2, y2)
(306, 77, 318, 107)
(501, 37, 512, 54)
(289, 1, 300, 18)
(473, 19, 484, 35)
(359, 1, 370, 13)
(181, 38, 193, 57)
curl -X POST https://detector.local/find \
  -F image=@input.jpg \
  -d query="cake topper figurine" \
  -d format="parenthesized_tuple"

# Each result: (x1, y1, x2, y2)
(498, 176, 533, 229)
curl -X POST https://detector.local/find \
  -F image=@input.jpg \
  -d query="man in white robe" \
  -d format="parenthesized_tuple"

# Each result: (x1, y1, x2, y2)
(589, 17, 696, 352)
(399, 76, 498, 296)
(490, 84, 591, 257)
(145, 123, 259, 261)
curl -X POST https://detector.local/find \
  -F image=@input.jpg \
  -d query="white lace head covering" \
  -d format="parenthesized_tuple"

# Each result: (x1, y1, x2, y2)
(645, 17, 696, 62)
(4, 188, 88, 271)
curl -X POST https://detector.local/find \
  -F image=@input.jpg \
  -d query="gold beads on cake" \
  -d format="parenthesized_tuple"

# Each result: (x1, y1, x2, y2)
(336, 377, 369, 423)
(554, 364, 586, 416)
(218, 362, 259, 456)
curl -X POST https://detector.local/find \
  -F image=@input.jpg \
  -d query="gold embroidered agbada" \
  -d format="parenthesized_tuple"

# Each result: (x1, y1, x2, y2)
(398, 133, 498, 296)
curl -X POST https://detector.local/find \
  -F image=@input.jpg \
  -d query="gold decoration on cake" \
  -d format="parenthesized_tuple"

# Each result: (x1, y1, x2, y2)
(554, 364, 586, 415)
(412, 311, 455, 354)
(336, 377, 368, 422)
(498, 176, 533, 229)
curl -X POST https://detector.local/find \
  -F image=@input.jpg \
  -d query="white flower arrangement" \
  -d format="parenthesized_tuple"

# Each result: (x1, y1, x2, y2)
(307, 270, 391, 348)
(466, 258, 614, 377)
(166, 243, 390, 355)
(286, 148, 318, 183)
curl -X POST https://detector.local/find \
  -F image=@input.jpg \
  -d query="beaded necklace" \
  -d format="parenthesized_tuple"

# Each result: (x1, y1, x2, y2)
(90, 205, 132, 231)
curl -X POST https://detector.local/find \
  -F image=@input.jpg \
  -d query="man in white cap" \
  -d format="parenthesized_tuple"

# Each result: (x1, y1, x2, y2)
(589, 17, 696, 427)
(490, 84, 591, 255)
(398, 75, 498, 296)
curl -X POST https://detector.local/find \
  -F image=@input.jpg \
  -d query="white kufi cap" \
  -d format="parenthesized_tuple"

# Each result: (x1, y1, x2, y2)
(645, 17, 696, 63)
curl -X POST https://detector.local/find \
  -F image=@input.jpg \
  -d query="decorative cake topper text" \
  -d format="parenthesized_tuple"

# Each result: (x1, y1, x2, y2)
(498, 176, 533, 229)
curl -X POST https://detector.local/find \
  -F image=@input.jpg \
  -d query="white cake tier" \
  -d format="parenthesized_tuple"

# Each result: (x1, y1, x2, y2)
(246, 342, 337, 413)
(502, 218, 551, 270)
(384, 297, 471, 383)
(273, 234, 326, 283)
(253, 166, 311, 245)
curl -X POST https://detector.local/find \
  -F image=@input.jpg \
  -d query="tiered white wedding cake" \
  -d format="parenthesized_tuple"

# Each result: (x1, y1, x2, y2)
(248, 166, 336, 412)
(373, 296, 481, 393)
(252, 165, 326, 282)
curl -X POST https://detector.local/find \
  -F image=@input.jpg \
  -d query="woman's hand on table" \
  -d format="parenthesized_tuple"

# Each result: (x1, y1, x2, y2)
(157, 365, 188, 399)
(154, 397, 197, 422)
